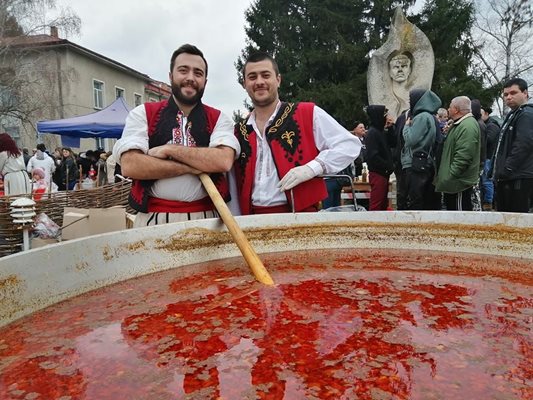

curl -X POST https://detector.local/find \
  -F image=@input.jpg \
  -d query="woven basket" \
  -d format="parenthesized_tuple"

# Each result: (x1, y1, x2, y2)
(0, 180, 132, 257)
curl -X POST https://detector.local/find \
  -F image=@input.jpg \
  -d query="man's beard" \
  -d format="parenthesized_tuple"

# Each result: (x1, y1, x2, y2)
(172, 82, 205, 106)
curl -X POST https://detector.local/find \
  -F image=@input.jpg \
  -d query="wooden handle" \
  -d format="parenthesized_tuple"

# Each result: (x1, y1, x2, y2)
(199, 173, 274, 285)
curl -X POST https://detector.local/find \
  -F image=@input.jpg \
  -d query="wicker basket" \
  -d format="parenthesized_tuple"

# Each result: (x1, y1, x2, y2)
(0, 180, 132, 257)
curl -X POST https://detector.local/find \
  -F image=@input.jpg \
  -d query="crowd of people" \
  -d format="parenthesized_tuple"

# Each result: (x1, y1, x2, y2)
(2, 44, 532, 221)
(0, 138, 120, 198)
(110, 43, 532, 229)
(355, 77, 532, 214)
(113, 44, 360, 227)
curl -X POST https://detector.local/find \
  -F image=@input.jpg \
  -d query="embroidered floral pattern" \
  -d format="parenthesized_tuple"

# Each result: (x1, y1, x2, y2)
(237, 122, 252, 170)
(185, 121, 197, 147)
(281, 131, 296, 148)
(267, 103, 300, 156)
(172, 113, 198, 147)
(172, 111, 184, 144)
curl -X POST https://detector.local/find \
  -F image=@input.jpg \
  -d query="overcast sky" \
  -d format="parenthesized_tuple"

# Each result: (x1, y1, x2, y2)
(56, 0, 253, 117)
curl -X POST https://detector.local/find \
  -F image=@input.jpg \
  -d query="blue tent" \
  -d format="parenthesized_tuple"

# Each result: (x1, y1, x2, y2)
(37, 97, 132, 140)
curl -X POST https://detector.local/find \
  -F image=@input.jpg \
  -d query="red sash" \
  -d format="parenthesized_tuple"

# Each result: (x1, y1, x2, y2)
(147, 196, 214, 213)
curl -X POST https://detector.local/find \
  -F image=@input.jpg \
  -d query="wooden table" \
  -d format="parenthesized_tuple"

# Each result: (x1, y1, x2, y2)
(341, 180, 395, 209)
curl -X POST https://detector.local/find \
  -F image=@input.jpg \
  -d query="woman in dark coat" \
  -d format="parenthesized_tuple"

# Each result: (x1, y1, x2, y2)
(364, 105, 396, 210)
(59, 147, 78, 190)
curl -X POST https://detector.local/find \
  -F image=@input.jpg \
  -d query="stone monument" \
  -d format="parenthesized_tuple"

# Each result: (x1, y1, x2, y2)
(367, 7, 435, 118)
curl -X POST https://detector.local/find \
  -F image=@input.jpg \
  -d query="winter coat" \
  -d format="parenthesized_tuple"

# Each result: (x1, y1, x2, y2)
(471, 100, 487, 167)
(392, 110, 408, 171)
(476, 118, 486, 169)
(484, 117, 500, 160)
(60, 157, 78, 186)
(365, 105, 395, 176)
(493, 104, 533, 181)
(401, 90, 441, 169)
(26, 151, 56, 185)
(435, 114, 480, 193)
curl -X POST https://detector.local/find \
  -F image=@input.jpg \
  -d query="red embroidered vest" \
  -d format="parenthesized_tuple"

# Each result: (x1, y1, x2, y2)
(234, 102, 327, 214)
(129, 99, 229, 213)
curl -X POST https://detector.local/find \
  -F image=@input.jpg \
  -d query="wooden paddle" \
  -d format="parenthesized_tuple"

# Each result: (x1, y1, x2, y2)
(199, 173, 274, 285)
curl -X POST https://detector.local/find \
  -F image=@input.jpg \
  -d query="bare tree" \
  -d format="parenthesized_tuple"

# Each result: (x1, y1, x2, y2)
(0, 0, 80, 146)
(0, 0, 80, 37)
(473, 0, 533, 114)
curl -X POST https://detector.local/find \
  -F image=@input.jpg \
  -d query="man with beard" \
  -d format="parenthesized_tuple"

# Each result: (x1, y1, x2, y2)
(113, 44, 240, 227)
(233, 52, 361, 214)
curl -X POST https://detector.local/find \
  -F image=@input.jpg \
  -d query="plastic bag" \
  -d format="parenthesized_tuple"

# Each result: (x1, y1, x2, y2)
(32, 212, 60, 239)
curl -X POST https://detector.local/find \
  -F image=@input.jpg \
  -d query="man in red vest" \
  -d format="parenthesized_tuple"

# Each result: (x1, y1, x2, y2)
(234, 52, 361, 214)
(113, 44, 240, 227)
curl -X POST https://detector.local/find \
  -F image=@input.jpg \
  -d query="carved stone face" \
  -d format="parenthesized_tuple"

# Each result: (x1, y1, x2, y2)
(389, 55, 411, 83)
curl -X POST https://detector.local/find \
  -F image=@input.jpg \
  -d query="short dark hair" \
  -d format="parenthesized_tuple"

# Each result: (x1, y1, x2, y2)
(243, 52, 279, 77)
(170, 44, 208, 77)
(481, 105, 493, 114)
(504, 77, 528, 92)
(36, 143, 46, 152)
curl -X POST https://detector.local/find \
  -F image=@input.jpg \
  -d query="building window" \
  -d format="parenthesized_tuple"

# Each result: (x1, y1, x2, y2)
(134, 93, 142, 107)
(115, 87, 125, 99)
(93, 79, 104, 109)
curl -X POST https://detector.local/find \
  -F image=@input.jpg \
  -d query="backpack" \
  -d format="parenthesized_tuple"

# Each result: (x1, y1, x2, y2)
(412, 116, 444, 173)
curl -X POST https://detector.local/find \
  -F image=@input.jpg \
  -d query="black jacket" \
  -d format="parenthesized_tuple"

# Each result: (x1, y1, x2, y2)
(365, 105, 395, 176)
(493, 103, 533, 181)
(485, 117, 500, 160)
(471, 100, 487, 167)
(392, 110, 408, 171)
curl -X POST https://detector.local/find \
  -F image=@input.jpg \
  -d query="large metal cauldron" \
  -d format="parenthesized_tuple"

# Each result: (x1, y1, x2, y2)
(1, 211, 532, 327)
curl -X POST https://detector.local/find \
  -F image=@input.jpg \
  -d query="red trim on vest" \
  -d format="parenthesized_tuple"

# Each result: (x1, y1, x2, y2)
(236, 102, 327, 214)
(144, 101, 221, 138)
(145, 100, 166, 135)
(235, 127, 257, 215)
(202, 104, 221, 133)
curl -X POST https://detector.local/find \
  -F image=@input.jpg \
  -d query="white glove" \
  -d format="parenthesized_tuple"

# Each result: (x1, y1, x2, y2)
(278, 165, 316, 192)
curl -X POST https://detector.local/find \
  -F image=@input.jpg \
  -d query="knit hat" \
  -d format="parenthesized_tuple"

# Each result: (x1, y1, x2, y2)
(32, 167, 45, 179)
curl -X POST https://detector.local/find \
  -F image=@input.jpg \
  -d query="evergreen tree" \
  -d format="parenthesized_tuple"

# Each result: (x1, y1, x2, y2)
(237, 0, 496, 125)
(237, 0, 415, 127)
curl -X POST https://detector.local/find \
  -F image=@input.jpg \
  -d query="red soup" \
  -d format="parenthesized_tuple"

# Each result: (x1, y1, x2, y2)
(0, 249, 531, 399)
